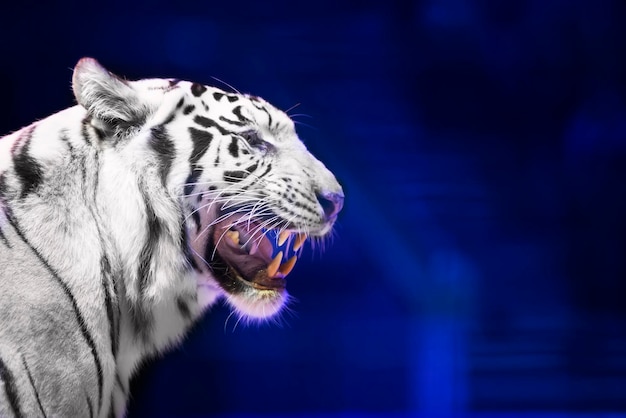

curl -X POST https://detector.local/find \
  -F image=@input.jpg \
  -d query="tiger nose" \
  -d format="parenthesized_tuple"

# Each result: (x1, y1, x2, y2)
(316, 190, 344, 220)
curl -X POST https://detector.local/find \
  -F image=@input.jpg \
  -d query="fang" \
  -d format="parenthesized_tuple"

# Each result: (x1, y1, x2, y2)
(279, 255, 298, 277)
(293, 233, 307, 251)
(267, 251, 283, 278)
(278, 231, 290, 246)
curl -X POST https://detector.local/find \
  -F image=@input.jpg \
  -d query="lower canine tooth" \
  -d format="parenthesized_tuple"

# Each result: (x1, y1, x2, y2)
(278, 231, 290, 246)
(279, 255, 298, 277)
(267, 251, 283, 278)
(293, 233, 307, 251)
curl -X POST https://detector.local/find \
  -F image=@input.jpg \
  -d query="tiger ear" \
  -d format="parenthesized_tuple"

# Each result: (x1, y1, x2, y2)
(72, 57, 147, 128)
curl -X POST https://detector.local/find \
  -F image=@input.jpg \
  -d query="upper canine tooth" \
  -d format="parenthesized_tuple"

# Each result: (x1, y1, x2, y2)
(293, 233, 307, 251)
(267, 251, 283, 278)
(226, 230, 240, 245)
(278, 231, 290, 247)
(279, 255, 298, 277)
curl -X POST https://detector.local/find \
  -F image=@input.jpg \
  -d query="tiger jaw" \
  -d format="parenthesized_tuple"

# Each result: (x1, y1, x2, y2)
(212, 215, 308, 290)
(189, 210, 315, 317)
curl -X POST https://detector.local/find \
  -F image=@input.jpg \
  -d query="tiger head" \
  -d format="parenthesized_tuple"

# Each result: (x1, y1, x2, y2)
(72, 58, 344, 320)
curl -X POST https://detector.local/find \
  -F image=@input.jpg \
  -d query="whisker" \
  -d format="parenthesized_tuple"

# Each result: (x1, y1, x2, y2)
(293, 120, 318, 131)
(190, 247, 211, 269)
(224, 311, 236, 334)
(232, 312, 244, 332)
(210, 76, 242, 95)
(284, 102, 301, 114)
(287, 113, 313, 119)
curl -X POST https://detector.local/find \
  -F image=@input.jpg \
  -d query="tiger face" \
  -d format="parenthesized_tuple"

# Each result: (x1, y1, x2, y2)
(73, 58, 344, 321)
(177, 89, 344, 319)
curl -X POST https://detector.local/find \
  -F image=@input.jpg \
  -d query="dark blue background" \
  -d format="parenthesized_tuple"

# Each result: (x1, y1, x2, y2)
(1, 1, 625, 416)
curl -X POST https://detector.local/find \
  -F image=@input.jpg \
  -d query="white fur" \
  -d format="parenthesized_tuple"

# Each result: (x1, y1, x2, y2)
(0, 58, 343, 417)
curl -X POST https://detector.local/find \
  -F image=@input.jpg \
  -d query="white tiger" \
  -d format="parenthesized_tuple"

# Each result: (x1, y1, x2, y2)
(0, 58, 343, 417)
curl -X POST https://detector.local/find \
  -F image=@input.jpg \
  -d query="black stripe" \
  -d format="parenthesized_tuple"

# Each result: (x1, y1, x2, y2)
(232, 106, 250, 123)
(258, 163, 272, 178)
(0, 173, 6, 196)
(101, 257, 117, 359)
(298, 187, 319, 207)
(81, 117, 95, 145)
(183, 104, 195, 115)
(176, 297, 192, 320)
(84, 152, 119, 360)
(219, 115, 246, 127)
(183, 168, 202, 198)
(58, 130, 76, 155)
(0, 225, 10, 248)
(20, 354, 47, 418)
(161, 111, 177, 126)
(188, 127, 214, 164)
(180, 219, 198, 272)
(0, 354, 23, 418)
(292, 198, 320, 217)
(135, 187, 160, 339)
(193, 115, 230, 135)
(277, 184, 318, 214)
(112, 273, 121, 356)
(93, 126, 106, 141)
(227, 95, 239, 103)
(228, 138, 239, 158)
(223, 170, 248, 182)
(150, 125, 175, 187)
(85, 392, 94, 418)
(70, 130, 88, 189)
(261, 107, 273, 128)
(191, 83, 207, 97)
(12, 127, 43, 199)
(212, 91, 225, 101)
(115, 373, 126, 396)
(191, 210, 201, 233)
(129, 304, 153, 344)
(5, 213, 103, 415)
(0, 174, 9, 248)
(286, 198, 317, 220)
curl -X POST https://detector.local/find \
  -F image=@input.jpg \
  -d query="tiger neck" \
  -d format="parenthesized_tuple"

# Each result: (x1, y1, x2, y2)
(93, 133, 207, 367)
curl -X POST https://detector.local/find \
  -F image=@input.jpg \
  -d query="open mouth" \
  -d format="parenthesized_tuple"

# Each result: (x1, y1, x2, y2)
(209, 215, 308, 291)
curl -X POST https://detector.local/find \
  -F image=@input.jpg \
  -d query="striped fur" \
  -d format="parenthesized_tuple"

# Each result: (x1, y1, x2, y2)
(0, 58, 343, 417)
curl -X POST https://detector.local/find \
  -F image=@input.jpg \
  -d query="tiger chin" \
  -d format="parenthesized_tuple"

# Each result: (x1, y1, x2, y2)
(0, 58, 343, 417)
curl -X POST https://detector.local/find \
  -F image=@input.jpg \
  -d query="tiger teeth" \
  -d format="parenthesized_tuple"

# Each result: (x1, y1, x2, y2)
(293, 233, 307, 251)
(278, 231, 290, 247)
(226, 230, 240, 245)
(267, 251, 283, 278)
(279, 255, 298, 277)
